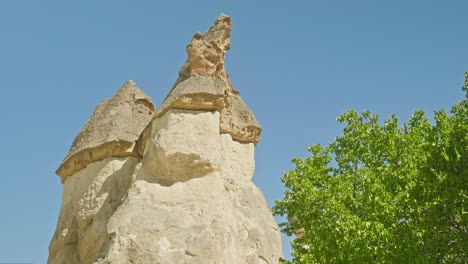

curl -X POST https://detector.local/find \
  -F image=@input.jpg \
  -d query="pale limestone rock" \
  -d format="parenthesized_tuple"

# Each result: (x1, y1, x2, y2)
(49, 157, 140, 264)
(94, 109, 282, 264)
(50, 110, 282, 264)
(49, 14, 282, 264)
(140, 109, 222, 186)
(219, 133, 255, 184)
(56, 81, 154, 182)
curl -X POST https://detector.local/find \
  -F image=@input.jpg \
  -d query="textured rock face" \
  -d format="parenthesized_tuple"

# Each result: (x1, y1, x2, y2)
(49, 14, 282, 264)
(178, 14, 233, 91)
(155, 14, 261, 144)
(220, 93, 261, 144)
(56, 81, 154, 182)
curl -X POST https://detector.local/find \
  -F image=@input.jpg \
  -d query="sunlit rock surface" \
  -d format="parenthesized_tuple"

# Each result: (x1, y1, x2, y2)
(49, 14, 282, 264)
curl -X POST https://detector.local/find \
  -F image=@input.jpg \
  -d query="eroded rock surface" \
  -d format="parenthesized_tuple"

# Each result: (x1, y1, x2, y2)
(56, 81, 154, 182)
(49, 14, 282, 264)
(155, 14, 261, 144)
(220, 93, 262, 144)
(178, 13, 233, 91)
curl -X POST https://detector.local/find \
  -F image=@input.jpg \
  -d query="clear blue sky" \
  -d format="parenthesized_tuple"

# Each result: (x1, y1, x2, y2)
(0, 1, 466, 263)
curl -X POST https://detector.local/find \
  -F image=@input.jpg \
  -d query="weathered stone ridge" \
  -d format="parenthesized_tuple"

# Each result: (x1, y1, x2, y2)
(50, 14, 282, 264)
(56, 81, 154, 182)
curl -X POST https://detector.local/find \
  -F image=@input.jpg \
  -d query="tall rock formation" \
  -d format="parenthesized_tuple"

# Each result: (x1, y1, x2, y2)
(49, 14, 282, 264)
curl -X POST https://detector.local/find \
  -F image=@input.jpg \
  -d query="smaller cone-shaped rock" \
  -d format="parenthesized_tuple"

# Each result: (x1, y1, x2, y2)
(56, 81, 154, 182)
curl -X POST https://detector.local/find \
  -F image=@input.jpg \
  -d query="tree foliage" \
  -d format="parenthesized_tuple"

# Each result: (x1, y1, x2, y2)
(274, 74, 468, 263)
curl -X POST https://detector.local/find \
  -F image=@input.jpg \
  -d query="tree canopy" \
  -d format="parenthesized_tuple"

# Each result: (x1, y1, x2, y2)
(274, 73, 468, 263)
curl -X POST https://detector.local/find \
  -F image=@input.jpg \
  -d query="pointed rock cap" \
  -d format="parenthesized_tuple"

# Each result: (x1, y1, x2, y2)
(154, 14, 262, 144)
(182, 13, 233, 89)
(56, 81, 155, 183)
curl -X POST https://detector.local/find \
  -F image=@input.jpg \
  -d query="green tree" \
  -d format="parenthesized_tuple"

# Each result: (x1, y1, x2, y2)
(274, 73, 468, 263)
